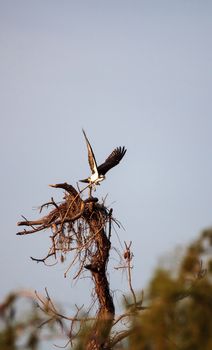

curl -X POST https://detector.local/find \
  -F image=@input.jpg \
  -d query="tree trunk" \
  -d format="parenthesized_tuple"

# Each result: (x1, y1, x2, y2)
(85, 207, 115, 350)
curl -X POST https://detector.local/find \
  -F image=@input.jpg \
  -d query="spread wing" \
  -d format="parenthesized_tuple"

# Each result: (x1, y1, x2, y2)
(82, 129, 98, 175)
(97, 146, 127, 176)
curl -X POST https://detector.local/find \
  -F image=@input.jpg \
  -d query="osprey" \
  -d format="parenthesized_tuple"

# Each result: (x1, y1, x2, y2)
(80, 129, 126, 186)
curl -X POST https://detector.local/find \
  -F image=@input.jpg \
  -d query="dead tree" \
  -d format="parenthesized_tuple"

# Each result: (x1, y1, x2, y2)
(17, 183, 116, 349)
(15, 181, 211, 349)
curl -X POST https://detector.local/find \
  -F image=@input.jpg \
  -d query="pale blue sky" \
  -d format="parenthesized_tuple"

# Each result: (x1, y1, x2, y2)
(0, 0, 212, 333)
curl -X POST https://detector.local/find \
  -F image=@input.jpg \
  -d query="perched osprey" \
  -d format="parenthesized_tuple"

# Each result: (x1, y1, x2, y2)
(80, 129, 126, 186)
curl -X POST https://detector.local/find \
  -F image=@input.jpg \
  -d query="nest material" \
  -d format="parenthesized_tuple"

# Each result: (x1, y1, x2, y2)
(17, 182, 115, 349)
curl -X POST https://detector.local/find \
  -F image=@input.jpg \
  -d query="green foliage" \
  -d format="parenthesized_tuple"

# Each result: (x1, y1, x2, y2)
(0, 293, 51, 350)
(128, 230, 212, 350)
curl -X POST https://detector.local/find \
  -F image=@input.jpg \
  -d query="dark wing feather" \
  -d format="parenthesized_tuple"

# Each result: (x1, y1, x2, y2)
(82, 129, 98, 175)
(97, 146, 126, 176)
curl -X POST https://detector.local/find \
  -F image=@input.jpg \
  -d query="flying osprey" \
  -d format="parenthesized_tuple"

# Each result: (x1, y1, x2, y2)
(80, 129, 126, 186)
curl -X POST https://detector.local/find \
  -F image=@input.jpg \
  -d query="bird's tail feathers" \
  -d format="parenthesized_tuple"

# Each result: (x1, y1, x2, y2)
(79, 178, 90, 183)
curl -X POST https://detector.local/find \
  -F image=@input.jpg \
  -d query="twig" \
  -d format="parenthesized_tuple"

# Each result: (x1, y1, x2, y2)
(30, 252, 57, 263)
(110, 329, 135, 347)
